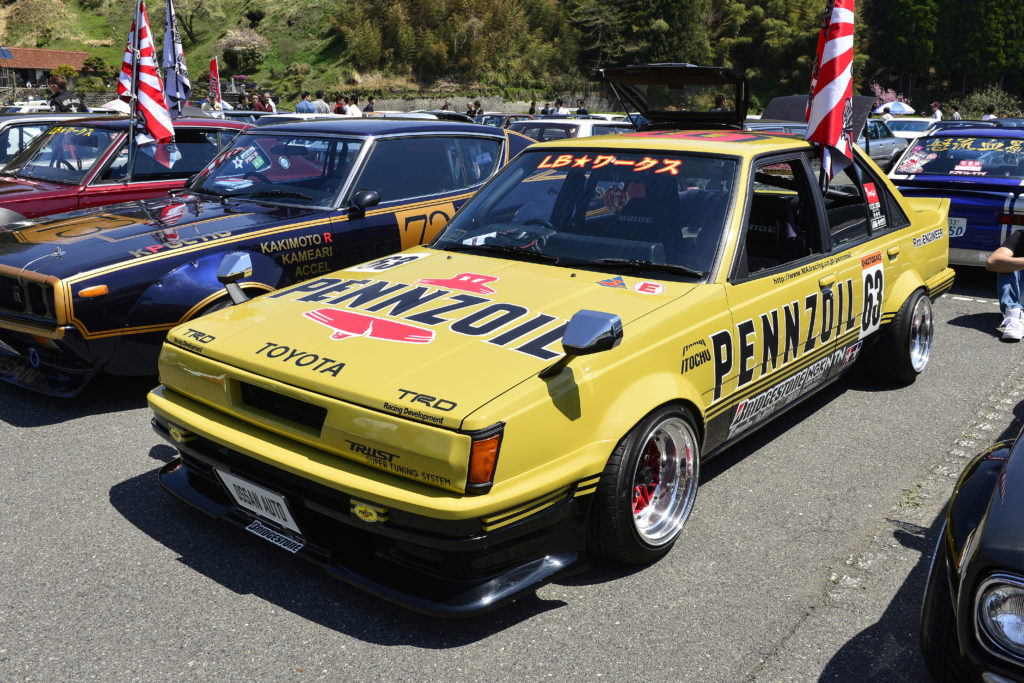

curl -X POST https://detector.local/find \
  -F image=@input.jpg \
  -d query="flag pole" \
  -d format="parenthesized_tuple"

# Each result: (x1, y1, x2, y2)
(127, 0, 143, 183)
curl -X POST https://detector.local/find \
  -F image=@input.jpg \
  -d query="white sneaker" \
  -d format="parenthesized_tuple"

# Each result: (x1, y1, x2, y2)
(999, 315, 1014, 332)
(1004, 309, 1024, 341)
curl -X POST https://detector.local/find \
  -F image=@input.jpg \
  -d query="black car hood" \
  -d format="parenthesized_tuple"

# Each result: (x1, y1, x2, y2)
(0, 194, 329, 278)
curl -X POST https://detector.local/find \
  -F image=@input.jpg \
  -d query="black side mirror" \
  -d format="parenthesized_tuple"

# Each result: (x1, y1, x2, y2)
(539, 309, 623, 379)
(350, 189, 380, 215)
(216, 252, 252, 305)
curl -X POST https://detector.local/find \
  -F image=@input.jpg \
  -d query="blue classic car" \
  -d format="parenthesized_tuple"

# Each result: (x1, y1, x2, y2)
(0, 119, 533, 396)
(889, 127, 1024, 266)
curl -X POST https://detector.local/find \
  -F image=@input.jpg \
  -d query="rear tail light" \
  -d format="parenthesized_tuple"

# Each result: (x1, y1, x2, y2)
(998, 212, 1024, 226)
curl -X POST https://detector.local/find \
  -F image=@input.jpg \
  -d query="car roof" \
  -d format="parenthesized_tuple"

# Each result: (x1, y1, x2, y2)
(250, 118, 504, 136)
(522, 128, 812, 156)
(0, 112, 109, 125)
(40, 116, 250, 131)
(918, 126, 1024, 139)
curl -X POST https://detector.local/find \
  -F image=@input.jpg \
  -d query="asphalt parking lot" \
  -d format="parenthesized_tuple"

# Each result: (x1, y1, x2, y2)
(0, 267, 1019, 681)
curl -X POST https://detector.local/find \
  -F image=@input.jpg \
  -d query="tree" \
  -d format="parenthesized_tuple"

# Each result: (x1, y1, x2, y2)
(217, 28, 270, 75)
(51, 63, 78, 80)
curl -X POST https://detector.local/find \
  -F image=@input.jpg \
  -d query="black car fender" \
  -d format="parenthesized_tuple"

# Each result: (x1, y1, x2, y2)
(124, 249, 284, 330)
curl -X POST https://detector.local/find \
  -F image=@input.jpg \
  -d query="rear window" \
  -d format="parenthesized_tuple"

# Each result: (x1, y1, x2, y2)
(896, 136, 1024, 179)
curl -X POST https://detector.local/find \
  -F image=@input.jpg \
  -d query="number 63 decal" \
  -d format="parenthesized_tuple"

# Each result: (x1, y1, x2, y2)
(860, 251, 884, 339)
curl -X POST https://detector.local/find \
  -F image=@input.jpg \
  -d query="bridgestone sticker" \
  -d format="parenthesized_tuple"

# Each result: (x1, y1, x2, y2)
(245, 520, 304, 554)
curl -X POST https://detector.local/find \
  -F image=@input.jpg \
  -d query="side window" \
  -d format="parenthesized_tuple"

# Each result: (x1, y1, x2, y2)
(354, 137, 465, 202)
(458, 137, 501, 186)
(97, 142, 129, 183)
(736, 158, 821, 278)
(0, 124, 46, 164)
(810, 154, 910, 245)
(809, 156, 870, 248)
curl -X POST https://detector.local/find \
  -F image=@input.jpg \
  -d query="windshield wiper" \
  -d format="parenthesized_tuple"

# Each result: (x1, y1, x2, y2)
(559, 257, 704, 279)
(234, 189, 314, 201)
(441, 242, 559, 264)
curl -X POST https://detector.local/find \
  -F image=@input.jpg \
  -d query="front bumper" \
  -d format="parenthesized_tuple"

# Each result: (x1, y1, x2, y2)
(0, 325, 115, 396)
(152, 415, 594, 617)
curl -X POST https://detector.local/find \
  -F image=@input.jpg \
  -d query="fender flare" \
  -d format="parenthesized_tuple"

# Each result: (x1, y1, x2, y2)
(125, 249, 283, 329)
(0, 207, 28, 227)
(884, 268, 927, 321)
(588, 371, 707, 452)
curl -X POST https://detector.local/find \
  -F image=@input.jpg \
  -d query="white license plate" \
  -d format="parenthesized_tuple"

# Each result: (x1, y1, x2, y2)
(216, 469, 302, 534)
(948, 216, 967, 238)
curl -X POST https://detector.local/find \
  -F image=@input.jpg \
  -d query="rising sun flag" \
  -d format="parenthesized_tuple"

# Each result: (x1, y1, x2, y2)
(116, 0, 174, 157)
(805, 0, 855, 180)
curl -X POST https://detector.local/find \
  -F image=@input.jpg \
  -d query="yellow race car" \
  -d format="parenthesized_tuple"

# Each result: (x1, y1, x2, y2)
(148, 66, 953, 616)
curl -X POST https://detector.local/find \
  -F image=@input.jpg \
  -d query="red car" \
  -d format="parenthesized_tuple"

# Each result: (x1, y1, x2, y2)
(0, 117, 249, 225)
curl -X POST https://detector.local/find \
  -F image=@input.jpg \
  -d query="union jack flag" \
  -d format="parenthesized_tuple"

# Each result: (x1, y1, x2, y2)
(116, 0, 174, 149)
(805, 0, 855, 180)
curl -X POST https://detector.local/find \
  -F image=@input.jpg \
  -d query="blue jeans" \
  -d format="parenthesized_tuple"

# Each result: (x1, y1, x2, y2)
(999, 271, 1023, 314)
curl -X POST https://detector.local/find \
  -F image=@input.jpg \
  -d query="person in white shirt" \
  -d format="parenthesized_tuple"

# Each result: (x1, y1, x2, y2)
(929, 101, 942, 121)
(554, 97, 569, 115)
(881, 107, 892, 122)
(982, 105, 997, 121)
(951, 105, 962, 120)
(345, 95, 361, 117)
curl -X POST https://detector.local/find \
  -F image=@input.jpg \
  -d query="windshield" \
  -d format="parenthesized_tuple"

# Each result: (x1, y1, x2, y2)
(192, 133, 364, 206)
(895, 136, 1024, 179)
(4, 124, 119, 184)
(433, 148, 736, 278)
(886, 120, 931, 133)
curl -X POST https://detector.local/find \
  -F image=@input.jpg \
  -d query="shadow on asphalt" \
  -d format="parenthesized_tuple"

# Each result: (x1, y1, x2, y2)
(109, 454, 566, 643)
(0, 373, 156, 427)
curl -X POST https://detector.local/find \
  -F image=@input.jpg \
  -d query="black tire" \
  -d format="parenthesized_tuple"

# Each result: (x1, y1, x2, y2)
(878, 289, 933, 384)
(587, 405, 700, 564)
(920, 527, 977, 682)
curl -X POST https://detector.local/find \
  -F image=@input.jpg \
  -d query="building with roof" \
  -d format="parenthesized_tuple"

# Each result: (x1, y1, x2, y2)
(0, 47, 90, 88)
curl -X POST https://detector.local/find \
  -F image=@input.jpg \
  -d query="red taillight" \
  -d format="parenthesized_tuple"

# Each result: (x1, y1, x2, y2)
(998, 213, 1024, 226)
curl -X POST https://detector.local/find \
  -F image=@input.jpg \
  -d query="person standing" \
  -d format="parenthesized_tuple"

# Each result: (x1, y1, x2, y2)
(465, 101, 475, 118)
(881, 106, 893, 122)
(295, 91, 316, 113)
(333, 95, 347, 115)
(554, 97, 569, 115)
(201, 92, 223, 112)
(48, 75, 86, 112)
(254, 91, 276, 112)
(313, 90, 330, 114)
(346, 95, 361, 117)
(363, 96, 375, 113)
(238, 94, 252, 109)
(982, 105, 997, 121)
(575, 99, 588, 115)
(929, 101, 943, 121)
(951, 105, 962, 121)
(441, 98, 452, 111)
(540, 102, 551, 115)
(528, 100, 537, 115)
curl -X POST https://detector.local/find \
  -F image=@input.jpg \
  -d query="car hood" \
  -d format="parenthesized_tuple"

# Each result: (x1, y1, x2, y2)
(0, 194, 328, 278)
(170, 247, 699, 429)
(0, 174, 72, 201)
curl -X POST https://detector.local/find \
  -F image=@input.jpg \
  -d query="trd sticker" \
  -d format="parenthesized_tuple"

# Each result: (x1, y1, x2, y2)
(633, 281, 665, 295)
(304, 308, 435, 344)
(416, 272, 497, 295)
(349, 254, 428, 272)
(395, 388, 457, 411)
(597, 276, 627, 289)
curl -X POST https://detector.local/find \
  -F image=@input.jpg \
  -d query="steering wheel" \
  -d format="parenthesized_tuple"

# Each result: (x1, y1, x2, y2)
(51, 158, 76, 171)
(522, 217, 555, 231)
(243, 170, 270, 184)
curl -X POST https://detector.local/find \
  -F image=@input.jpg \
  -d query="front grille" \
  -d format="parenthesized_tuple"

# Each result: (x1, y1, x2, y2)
(0, 274, 55, 319)
(239, 381, 327, 433)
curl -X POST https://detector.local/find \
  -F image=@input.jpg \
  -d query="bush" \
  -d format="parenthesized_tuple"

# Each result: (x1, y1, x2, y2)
(217, 28, 269, 75)
(76, 75, 106, 92)
(51, 63, 78, 79)
(955, 85, 1023, 119)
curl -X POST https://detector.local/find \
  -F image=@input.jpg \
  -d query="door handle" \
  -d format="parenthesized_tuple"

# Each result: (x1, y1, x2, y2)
(887, 246, 901, 260)
(818, 274, 836, 289)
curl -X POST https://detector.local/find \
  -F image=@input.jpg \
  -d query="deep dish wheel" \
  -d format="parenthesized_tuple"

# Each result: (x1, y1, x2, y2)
(878, 289, 933, 384)
(588, 405, 700, 564)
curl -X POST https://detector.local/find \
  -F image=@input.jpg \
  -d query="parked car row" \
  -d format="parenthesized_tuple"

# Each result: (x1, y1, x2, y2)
(4, 66, 1023, 680)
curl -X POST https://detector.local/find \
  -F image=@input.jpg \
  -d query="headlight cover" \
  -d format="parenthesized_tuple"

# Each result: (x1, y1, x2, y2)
(976, 574, 1024, 661)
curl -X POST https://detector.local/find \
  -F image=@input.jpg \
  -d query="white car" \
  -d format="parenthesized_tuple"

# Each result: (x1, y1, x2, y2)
(507, 118, 633, 141)
(885, 117, 934, 141)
